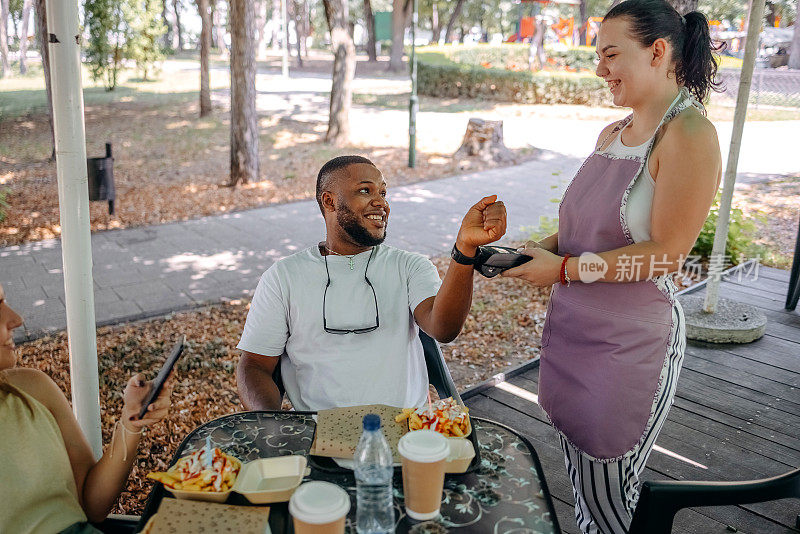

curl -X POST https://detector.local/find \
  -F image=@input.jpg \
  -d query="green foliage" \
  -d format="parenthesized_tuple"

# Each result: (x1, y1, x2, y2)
(547, 48, 597, 72)
(83, 0, 166, 90)
(418, 60, 609, 105)
(526, 216, 559, 243)
(447, 44, 597, 72)
(698, 0, 747, 23)
(416, 45, 608, 105)
(691, 194, 758, 265)
(125, 0, 166, 81)
(84, 0, 125, 90)
(0, 187, 9, 224)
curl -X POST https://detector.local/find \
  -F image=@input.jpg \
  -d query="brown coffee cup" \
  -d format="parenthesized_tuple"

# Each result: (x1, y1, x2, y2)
(289, 481, 350, 534)
(398, 429, 450, 521)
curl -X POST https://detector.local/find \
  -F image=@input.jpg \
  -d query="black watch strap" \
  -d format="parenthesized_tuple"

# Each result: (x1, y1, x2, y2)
(451, 243, 478, 265)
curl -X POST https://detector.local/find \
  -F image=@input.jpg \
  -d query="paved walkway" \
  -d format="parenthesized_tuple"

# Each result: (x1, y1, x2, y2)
(4, 151, 580, 342)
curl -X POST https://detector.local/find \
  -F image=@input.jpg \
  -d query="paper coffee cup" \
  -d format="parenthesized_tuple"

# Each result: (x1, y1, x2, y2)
(289, 481, 350, 534)
(398, 430, 450, 521)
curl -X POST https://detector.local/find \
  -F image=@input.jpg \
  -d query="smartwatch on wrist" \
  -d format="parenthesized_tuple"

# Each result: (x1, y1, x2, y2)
(451, 243, 478, 265)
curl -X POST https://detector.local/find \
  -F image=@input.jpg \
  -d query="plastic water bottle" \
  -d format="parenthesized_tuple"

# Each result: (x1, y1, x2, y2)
(354, 414, 395, 534)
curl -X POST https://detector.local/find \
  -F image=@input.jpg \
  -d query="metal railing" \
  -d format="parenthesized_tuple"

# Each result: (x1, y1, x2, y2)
(713, 67, 800, 109)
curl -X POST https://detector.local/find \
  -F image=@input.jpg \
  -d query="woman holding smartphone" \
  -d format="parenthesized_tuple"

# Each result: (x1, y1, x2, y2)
(502, 1, 721, 533)
(0, 282, 172, 533)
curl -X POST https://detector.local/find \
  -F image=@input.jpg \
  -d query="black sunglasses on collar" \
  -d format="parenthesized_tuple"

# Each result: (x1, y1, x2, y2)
(322, 247, 379, 334)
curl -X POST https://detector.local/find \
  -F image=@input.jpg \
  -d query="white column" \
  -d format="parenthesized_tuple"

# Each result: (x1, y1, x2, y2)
(703, 0, 766, 313)
(45, 0, 102, 457)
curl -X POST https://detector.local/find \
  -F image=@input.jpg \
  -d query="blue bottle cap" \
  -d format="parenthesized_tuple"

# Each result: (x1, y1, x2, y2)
(363, 414, 381, 431)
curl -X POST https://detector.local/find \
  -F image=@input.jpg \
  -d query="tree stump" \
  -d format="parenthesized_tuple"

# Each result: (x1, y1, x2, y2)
(453, 118, 516, 164)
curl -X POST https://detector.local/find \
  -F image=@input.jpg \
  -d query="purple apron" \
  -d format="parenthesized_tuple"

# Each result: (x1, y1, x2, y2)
(539, 91, 695, 461)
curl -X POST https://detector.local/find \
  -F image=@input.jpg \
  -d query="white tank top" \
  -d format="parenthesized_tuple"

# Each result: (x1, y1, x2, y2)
(598, 126, 655, 243)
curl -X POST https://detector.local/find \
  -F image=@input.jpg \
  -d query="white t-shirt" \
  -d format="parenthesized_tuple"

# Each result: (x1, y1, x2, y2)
(237, 244, 442, 411)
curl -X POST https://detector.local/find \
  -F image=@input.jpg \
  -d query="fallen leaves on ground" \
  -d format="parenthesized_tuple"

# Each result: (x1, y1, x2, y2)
(733, 176, 800, 268)
(0, 99, 535, 248)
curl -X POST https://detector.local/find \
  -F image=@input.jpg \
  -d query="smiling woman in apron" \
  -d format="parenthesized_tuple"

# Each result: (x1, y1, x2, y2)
(502, 1, 722, 533)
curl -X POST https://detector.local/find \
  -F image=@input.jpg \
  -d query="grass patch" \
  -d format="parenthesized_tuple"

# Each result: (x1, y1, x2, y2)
(0, 62, 230, 120)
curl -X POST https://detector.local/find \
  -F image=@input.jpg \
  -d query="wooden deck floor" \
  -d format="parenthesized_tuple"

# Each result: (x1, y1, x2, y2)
(463, 266, 800, 534)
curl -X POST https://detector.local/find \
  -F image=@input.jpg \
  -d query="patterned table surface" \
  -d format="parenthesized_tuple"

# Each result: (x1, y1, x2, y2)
(139, 412, 559, 534)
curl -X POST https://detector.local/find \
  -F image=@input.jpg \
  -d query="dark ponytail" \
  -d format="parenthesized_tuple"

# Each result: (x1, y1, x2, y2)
(679, 10, 721, 103)
(604, 0, 723, 104)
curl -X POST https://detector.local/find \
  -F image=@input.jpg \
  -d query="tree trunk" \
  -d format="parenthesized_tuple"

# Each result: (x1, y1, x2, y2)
(34, 0, 54, 159)
(363, 0, 376, 61)
(578, 0, 588, 45)
(765, 1, 776, 27)
(198, 0, 212, 116)
(254, 0, 266, 58)
(1, 0, 10, 78)
(10, 10, 17, 42)
(271, 0, 281, 49)
(173, 0, 184, 51)
(19, 0, 32, 74)
(212, 0, 225, 50)
(388, 0, 411, 71)
(789, 1, 800, 69)
(229, 0, 260, 186)
(297, 0, 311, 58)
(322, 0, 355, 145)
(454, 118, 515, 163)
(528, 17, 546, 71)
(443, 0, 465, 44)
(293, 0, 304, 66)
(431, 2, 440, 44)
(667, 0, 698, 14)
(284, 0, 291, 65)
(162, 0, 173, 49)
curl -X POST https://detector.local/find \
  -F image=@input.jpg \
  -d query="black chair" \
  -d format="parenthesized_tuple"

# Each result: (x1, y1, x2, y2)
(626, 468, 800, 534)
(272, 330, 461, 404)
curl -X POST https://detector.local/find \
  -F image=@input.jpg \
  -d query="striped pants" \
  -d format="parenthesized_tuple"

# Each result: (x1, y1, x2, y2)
(560, 303, 686, 534)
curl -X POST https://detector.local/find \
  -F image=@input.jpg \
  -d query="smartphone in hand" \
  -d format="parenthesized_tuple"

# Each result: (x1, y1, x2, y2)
(138, 336, 185, 419)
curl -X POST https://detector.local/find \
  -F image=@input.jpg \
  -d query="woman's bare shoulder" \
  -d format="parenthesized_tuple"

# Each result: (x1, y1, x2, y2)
(663, 107, 719, 151)
(594, 120, 622, 150)
(4, 368, 67, 411)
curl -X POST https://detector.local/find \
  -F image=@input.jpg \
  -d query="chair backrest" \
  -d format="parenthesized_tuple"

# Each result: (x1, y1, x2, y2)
(628, 468, 800, 534)
(270, 330, 461, 406)
(418, 330, 462, 403)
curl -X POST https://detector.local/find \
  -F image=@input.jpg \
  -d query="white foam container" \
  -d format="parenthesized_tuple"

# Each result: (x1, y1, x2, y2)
(235, 456, 307, 504)
(444, 438, 475, 474)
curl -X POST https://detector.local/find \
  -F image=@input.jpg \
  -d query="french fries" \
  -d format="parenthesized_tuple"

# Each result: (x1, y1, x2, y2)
(395, 397, 470, 438)
(147, 447, 240, 492)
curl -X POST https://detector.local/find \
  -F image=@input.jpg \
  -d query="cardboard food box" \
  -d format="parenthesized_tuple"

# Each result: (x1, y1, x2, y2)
(143, 498, 269, 533)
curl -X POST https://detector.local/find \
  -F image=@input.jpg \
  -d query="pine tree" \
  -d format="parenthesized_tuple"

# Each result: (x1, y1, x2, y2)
(84, 0, 166, 89)
(126, 0, 166, 80)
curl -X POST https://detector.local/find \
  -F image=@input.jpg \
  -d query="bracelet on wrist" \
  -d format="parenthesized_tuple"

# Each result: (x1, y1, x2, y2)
(560, 254, 572, 286)
(110, 419, 143, 462)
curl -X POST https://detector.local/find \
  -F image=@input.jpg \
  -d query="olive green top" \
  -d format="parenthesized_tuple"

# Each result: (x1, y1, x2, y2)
(0, 387, 89, 533)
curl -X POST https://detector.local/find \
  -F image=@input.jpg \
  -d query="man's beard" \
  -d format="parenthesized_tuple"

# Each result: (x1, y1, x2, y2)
(336, 203, 387, 247)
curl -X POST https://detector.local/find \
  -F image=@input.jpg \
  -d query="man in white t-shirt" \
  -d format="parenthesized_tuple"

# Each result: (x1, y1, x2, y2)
(236, 155, 506, 411)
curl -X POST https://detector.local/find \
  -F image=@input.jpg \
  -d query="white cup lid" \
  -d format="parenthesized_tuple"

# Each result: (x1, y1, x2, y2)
(289, 481, 350, 524)
(398, 430, 450, 463)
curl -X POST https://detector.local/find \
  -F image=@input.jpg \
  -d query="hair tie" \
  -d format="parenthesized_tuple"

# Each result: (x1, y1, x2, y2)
(680, 14, 687, 25)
